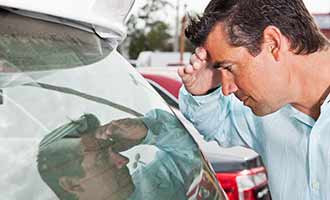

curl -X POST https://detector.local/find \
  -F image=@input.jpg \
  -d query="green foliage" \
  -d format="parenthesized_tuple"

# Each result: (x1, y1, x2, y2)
(146, 21, 172, 51)
(122, 0, 174, 59)
(127, 29, 147, 60)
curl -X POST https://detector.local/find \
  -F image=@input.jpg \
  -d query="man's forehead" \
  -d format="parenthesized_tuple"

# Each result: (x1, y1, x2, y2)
(204, 22, 228, 44)
(203, 24, 230, 60)
(203, 45, 228, 65)
(203, 23, 249, 66)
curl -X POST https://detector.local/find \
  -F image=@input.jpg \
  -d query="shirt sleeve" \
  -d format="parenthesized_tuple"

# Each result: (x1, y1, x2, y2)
(179, 86, 261, 150)
(137, 109, 202, 196)
(141, 109, 199, 156)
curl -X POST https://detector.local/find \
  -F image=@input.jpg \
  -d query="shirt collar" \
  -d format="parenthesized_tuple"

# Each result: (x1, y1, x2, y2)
(285, 104, 315, 127)
(320, 91, 330, 111)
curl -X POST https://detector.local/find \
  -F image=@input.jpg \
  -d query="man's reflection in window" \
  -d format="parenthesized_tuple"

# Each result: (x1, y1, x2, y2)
(37, 109, 203, 200)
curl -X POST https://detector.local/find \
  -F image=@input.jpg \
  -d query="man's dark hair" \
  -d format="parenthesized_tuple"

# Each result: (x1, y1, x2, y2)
(185, 0, 329, 56)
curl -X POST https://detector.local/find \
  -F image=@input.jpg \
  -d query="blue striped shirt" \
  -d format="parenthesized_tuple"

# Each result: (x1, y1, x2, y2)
(179, 86, 330, 200)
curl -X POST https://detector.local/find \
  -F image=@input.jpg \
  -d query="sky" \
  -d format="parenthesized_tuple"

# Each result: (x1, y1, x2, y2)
(131, 0, 330, 35)
(132, 0, 330, 14)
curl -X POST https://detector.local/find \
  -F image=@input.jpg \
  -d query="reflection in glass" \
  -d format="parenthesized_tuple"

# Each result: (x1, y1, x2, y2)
(37, 110, 222, 200)
(0, 8, 113, 73)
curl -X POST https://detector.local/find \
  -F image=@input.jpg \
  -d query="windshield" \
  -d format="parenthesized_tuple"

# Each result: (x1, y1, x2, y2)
(0, 8, 113, 73)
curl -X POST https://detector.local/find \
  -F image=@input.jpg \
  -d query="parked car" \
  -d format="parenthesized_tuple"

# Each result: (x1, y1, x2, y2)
(138, 67, 272, 200)
(0, 1, 228, 199)
(313, 13, 330, 38)
(136, 51, 191, 68)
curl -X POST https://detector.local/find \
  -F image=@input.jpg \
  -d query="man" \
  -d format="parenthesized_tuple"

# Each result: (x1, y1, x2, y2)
(37, 110, 222, 200)
(37, 114, 134, 200)
(178, 0, 330, 199)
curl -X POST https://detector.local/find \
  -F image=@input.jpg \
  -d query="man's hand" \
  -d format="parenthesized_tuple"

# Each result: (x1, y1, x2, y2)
(95, 118, 148, 152)
(178, 47, 221, 96)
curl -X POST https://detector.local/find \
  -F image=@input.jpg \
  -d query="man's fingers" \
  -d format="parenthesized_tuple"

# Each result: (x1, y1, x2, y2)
(190, 54, 203, 67)
(184, 64, 194, 73)
(95, 126, 108, 139)
(190, 51, 208, 70)
(177, 67, 185, 77)
(192, 61, 204, 70)
(95, 123, 114, 139)
(195, 47, 207, 60)
(181, 73, 195, 86)
(178, 65, 195, 76)
(178, 47, 210, 93)
(178, 66, 194, 83)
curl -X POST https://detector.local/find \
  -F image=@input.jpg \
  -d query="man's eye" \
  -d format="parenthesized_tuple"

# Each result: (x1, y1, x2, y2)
(212, 64, 221, 69)
(223, 65, 233, 72)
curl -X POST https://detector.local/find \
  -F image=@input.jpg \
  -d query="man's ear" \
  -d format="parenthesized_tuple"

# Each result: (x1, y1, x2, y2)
(262, 25, 284, 61)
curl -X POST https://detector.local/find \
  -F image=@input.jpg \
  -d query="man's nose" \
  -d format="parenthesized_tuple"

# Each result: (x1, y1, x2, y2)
(220, 69, 238, 96)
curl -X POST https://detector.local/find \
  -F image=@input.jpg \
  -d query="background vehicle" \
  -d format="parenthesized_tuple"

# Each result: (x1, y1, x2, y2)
(136, 51, 191, 68)
(138, 67, 272, 200)
(314, 13, 330, 38)
(0, 1, 228, 199)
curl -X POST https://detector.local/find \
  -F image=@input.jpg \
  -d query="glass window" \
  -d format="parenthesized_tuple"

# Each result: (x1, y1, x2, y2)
(149, 82, 179, 109)
(0, 8, 113, 73)
(0, 9, 226, 200)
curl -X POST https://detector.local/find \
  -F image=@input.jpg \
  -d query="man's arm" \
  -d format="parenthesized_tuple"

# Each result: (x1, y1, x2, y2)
(178, 48, 260, 149)
(141, 109, 198, 154)
(93, 109, 198, 155)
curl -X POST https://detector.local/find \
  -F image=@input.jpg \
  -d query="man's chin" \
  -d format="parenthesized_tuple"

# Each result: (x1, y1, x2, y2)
(250, 105, 278, 116)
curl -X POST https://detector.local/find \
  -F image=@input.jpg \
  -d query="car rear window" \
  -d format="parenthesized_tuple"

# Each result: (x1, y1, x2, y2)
(0, 8, 113, 73)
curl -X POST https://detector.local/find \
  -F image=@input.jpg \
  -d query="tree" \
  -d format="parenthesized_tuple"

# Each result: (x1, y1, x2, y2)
(121, 0, 174, 59)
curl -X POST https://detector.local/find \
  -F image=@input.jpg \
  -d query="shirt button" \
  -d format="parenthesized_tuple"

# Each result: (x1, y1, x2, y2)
(311, 181, 320, 191)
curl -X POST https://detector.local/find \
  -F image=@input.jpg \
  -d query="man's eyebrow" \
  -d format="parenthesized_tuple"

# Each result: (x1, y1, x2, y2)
(204, 50, 232, 69)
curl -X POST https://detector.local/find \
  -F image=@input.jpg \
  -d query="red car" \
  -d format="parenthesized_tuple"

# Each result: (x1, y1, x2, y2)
(138, 67, 271, 200)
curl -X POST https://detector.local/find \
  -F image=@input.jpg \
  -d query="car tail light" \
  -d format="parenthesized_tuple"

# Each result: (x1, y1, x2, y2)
(216, 167, 270, 200)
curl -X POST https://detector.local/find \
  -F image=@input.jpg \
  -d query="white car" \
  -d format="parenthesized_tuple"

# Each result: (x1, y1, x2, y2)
(136, 51, 191, 68)
(0, 0, 227, 199)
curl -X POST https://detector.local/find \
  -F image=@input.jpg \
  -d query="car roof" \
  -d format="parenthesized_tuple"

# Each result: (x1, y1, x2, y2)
(0, 0, 135, 42)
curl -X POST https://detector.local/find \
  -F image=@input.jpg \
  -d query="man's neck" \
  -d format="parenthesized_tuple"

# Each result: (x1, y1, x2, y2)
(290, 48, 330, 120)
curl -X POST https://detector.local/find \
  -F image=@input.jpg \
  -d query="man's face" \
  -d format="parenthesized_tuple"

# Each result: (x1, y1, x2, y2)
(204, 23, 291, 116)
(59, 136, 134, 200)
